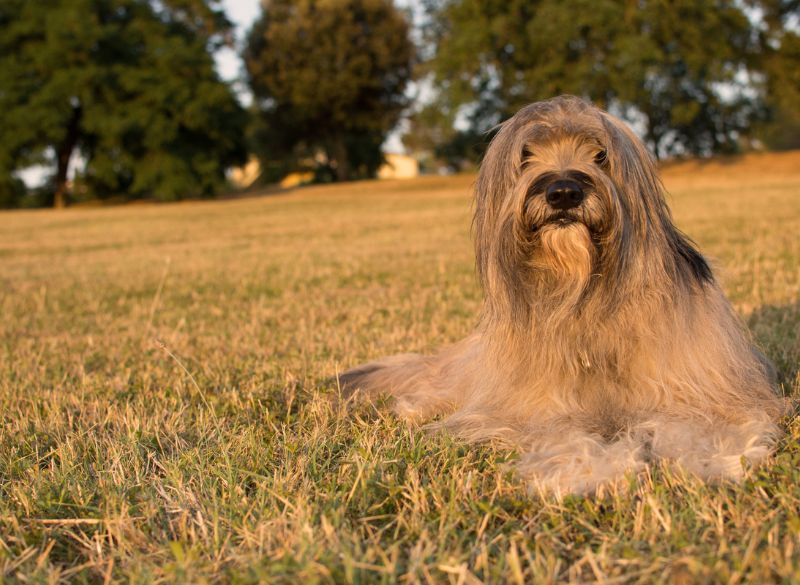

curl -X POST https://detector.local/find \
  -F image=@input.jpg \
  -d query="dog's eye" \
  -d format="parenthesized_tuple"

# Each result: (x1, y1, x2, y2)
(522, 146, 534, 161)
(594, 150, 608, 166)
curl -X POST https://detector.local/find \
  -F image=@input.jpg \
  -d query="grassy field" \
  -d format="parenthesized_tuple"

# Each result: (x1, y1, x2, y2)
(1, 151, 799, 583)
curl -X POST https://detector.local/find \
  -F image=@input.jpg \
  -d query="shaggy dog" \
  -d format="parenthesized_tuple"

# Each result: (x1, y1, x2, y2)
(339, 96, 784, 496)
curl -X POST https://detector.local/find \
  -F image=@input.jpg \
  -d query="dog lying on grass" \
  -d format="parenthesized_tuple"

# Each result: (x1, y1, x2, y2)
(339, 96, 784, 496)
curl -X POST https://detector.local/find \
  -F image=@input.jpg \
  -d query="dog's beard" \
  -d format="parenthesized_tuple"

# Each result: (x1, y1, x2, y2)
(529, 221, 595, 300)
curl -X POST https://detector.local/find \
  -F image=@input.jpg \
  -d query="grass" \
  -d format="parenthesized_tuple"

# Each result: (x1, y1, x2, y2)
(1, 151, 799, 583)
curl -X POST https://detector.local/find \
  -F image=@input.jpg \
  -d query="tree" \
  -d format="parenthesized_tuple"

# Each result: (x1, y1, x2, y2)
(244, 0, 414, 182)
(409, 0, 637, 165)
(0, 0, 247, 208)
(414, 0, 793, 161)
(754, 0, 800, 150)
(623, 0, 762, 157)
(402, 101, 494, 171)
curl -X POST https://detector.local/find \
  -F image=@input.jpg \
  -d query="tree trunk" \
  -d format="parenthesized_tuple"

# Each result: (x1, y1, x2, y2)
(647, 127, 663, 161)
(331, 136, 350, 182)
(53, 104, 82, 209)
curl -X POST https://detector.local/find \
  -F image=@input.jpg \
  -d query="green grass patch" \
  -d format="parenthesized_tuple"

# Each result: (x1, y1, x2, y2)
(1, 167, 798, 582)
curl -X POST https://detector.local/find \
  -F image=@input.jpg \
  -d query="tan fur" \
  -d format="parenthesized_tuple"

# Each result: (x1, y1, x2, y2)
(338, 96, 784, 497)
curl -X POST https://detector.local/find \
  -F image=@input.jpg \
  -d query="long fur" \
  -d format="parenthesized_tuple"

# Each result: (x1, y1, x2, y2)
(339, 96, 784, 496)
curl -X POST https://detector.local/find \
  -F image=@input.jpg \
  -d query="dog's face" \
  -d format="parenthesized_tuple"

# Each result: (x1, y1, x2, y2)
(520, 122, 614, 243)
(474, 96, 707, 317)
(514, 118, 619, 289)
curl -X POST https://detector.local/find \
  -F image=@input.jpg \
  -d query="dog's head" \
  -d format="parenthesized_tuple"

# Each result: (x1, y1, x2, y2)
(474, 96, 711, 318)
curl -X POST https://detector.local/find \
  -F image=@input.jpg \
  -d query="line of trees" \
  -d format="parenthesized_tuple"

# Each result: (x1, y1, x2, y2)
(0, 0, 249, 208)
(408, 0, 800, 168)
(0, 0, 798, 208)
(0, 0, 415, 208)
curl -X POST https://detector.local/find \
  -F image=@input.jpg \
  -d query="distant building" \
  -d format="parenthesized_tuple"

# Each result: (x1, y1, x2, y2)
(279, 172, 314, 188)
(228, 156, 261, 189)
(377, 153, 419, 179)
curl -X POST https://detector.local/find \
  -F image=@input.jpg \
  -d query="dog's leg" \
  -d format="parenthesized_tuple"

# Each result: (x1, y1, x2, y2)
(642, 417, 779, 481)
(516, 428, 648, 497)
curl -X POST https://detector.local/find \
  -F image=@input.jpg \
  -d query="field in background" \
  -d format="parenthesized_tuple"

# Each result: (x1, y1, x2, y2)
(1, 151, 799, 582)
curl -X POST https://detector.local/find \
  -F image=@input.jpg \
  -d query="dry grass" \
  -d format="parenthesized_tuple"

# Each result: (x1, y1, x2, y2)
(1, 151, 799, 583)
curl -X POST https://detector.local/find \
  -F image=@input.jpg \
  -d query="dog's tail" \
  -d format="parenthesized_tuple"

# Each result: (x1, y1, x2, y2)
(336, 335, 482, 420)
(336, 352, 463, 422)
(336, 353, 427, 398)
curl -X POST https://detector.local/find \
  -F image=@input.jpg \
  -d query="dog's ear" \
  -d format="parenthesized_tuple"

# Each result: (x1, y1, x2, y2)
(600, 112, 713, 287)
(473, 116, 532, 321)
(666, 227, 714, 285)
(599, 113, 667, 236)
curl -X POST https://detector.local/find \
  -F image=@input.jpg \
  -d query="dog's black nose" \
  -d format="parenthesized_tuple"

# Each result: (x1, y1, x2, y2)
(546, 180, 584, 210)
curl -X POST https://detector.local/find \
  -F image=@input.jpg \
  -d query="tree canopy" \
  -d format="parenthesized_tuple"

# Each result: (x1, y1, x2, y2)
(756, 0, 800, 150)
(410, 0, 800, 165)
(244, 0, 414, 182)
(0, 0, 247, 208)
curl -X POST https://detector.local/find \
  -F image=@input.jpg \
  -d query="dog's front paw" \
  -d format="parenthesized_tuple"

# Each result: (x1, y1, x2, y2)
(517, 432, 647, 497)
(649, 419, 779, 482)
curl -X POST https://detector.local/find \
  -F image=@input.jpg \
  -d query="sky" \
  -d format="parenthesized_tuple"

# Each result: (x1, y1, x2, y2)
(215, 0, 261, 89)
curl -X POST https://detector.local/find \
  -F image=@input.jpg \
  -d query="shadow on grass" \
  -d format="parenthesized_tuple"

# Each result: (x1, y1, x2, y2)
(748, 301, 800, 397)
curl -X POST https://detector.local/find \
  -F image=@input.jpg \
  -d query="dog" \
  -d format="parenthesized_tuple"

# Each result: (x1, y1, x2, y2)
(339, 96, 784, 496)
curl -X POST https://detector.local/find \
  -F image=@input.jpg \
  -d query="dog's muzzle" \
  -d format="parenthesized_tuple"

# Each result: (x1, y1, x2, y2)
(546, 179, 585, 210)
